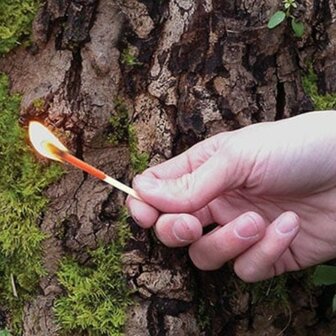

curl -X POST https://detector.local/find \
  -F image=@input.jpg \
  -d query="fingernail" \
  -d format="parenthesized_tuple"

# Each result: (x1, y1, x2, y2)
(134, 175, 158, 191)
(234, 213, 261, 239)
(173, 218, 194, 242)
(276, 212, 299, 235)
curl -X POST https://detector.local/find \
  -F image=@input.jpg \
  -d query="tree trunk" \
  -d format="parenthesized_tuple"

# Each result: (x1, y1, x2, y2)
(1, 0, 336, 335)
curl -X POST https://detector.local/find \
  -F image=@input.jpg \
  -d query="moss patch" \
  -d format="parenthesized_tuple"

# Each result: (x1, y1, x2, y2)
(120, 47, 141, 67)
(128, 125, 149, 174)
(302, 65, 336, 110)
(0, 73, 63, 331)
(0, 330, 10, 336)
(108, 98, 129, 145)
(108, 98, 149, 173)
(196, 297, 211, 331)
(242, 270, 314, 312)
(243, 274, 289, 307)
(54, 208, 132, 336)
(0, 0, 39, 54)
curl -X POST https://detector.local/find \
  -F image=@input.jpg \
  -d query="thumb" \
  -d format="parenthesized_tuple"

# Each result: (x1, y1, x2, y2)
(133, 148, 251, 213)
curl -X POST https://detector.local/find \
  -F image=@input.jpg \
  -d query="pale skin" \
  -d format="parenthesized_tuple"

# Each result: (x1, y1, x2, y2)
(126, 111, 336, 282)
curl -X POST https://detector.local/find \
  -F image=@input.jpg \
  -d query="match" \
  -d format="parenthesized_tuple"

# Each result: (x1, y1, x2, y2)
(28, 121, 142, 201)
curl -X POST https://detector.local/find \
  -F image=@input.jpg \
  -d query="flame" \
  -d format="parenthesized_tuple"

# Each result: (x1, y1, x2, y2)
(28, 121, 68, 161)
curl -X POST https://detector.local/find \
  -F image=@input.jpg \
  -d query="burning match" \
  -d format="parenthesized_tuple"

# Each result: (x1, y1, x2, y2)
(28, 121, 141, 200)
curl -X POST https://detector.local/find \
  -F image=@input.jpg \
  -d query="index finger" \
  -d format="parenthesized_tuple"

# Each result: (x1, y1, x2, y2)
(143, 133, 223, 180)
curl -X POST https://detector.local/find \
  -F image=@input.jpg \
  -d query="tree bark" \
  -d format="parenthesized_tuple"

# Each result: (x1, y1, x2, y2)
(1, 0, 336, 335)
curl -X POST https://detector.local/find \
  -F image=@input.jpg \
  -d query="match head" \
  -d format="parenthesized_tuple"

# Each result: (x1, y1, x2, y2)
(28, 121, 69, 161)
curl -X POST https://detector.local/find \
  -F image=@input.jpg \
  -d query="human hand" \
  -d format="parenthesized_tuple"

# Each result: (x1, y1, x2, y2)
(127, 111, 336, 282)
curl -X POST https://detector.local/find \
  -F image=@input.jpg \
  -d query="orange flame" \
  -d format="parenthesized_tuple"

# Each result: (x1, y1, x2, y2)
(28, 121, 68, 161)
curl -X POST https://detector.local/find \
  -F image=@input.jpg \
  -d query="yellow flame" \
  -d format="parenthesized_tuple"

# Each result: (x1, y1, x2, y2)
(28, 121, 68, 161)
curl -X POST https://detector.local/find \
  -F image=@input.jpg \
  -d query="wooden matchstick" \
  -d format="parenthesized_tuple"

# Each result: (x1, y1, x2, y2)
(49, 144, 142, 201)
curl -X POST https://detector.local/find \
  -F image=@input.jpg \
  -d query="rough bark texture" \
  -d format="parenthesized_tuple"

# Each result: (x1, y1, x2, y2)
(1, 0, 336, 335)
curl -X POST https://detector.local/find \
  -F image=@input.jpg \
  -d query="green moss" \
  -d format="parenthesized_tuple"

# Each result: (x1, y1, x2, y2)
(108, 98, 149, 173)
(54, 208, 132, 336)
(240, 270, 314, 312)
(302, 65, 336, 110)
(120, 47, 141, 67)
(0, 1, 39, 54)
(108, 98, 129, 145)
(128, 126, 149, 174)
(0, 73, 63, 331)
(32, 97, 45, 114)
(243, 274, 289, 307)
(196, 297, 211, 331)
(0, 330, 11, 336)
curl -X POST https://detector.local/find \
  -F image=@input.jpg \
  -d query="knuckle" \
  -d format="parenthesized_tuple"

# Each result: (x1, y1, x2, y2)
(176, 173, 195, 192)
(174, 174, 198, 210)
